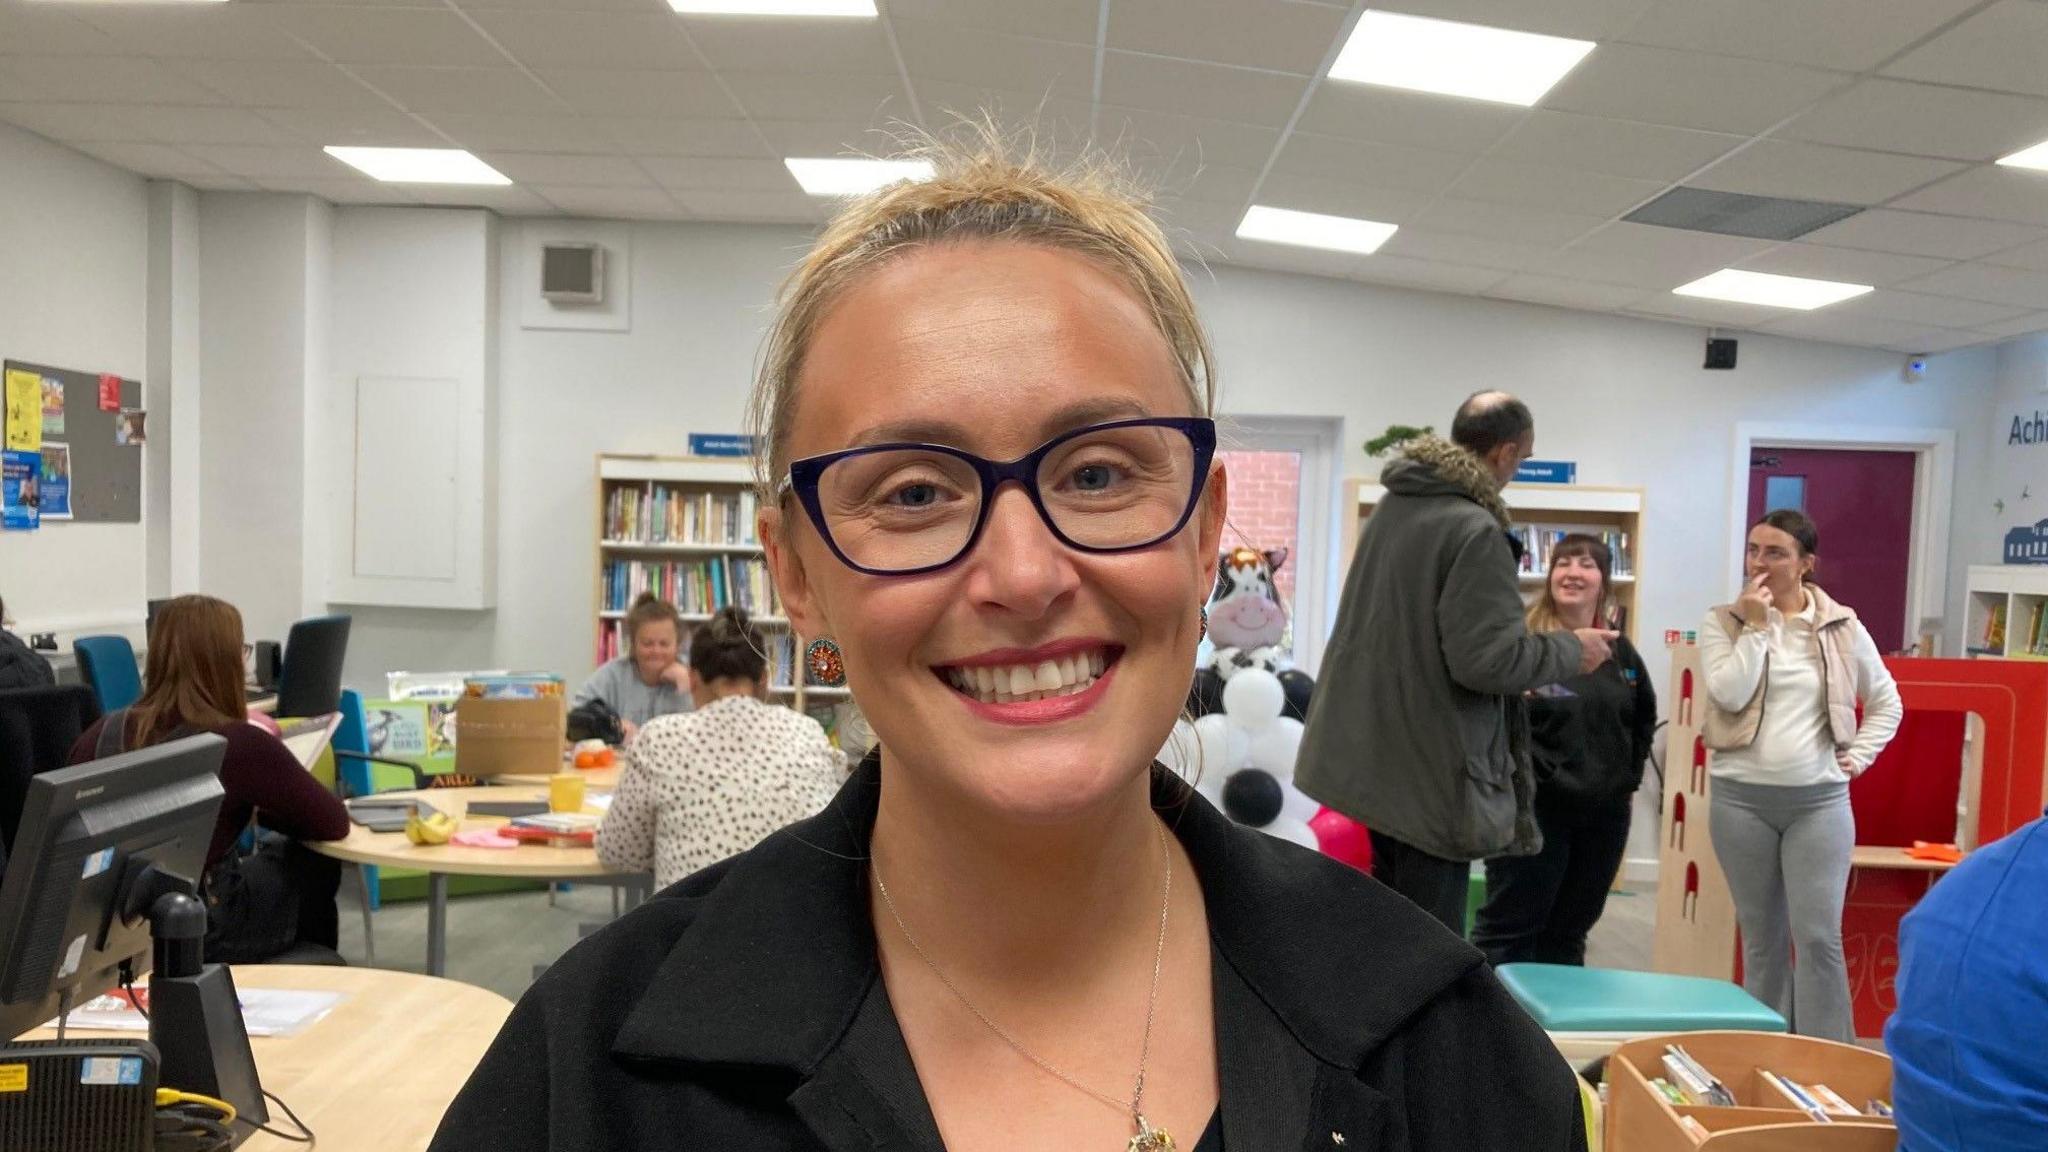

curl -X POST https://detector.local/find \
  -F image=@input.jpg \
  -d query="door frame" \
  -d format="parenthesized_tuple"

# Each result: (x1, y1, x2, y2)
(1217, 414, 1343, 675)
(1728, 422, 1956, 654)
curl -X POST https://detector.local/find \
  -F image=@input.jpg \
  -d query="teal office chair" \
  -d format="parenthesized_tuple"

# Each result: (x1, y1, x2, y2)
(72, 635, 141, 712)
(329, 688, 427, 963)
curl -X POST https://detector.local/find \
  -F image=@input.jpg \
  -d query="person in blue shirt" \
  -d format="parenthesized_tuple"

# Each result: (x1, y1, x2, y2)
(1886, 811, 2048, 1151)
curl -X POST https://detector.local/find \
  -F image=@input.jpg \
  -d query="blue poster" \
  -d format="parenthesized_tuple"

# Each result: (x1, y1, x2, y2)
(688, 433, 755, 457)
(38, 442, 70, 520)
(2, 450, 39, 531)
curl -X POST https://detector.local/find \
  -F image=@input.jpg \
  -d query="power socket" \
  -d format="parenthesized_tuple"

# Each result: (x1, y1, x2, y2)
(29, 632, 57, 651)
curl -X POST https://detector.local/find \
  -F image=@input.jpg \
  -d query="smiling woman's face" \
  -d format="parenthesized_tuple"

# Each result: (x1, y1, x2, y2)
(763, 241, 1226, 823)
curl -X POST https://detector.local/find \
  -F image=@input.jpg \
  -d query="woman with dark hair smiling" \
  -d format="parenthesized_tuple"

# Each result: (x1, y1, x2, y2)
(432, 130, 1583, 1152)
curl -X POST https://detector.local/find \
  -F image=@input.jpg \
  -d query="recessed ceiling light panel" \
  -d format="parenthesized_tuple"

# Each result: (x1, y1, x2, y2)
(1996, 138, 2048, 172)
(668, 1, 876, 15)
(784, 157, 934, 196)
(323, 147, 511, 185)
(1330, 10, 1595, 107)
(1673, 268, 1872, 311)
(1236, 205, 1398, 256)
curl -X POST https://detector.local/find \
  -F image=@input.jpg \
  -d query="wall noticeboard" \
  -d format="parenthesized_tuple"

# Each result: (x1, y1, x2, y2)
(2, 360, 141, 523)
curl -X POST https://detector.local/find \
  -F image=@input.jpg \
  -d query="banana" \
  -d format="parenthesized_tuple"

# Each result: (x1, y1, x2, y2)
(405, 810, 457, 846)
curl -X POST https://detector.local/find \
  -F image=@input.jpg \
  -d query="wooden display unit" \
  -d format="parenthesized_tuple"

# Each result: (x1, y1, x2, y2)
(1605, 1032, 1894, 1152)
(1653, 643, 1739, 979)
(1963, 563, 2048, 658)
(594, 453, 849, 712)
(1343, 481, 1644, 638)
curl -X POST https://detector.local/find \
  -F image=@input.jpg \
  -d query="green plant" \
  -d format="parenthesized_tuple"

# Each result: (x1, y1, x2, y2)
(1365, 424, 1432, 457)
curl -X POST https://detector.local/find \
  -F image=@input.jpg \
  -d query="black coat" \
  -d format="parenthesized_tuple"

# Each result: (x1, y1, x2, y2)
(429, 757, 1586, 1152)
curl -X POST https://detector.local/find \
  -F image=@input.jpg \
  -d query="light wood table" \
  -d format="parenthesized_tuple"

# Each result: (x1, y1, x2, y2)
(24, 965, 509, 1151)
(310, 785, 649, 976)
(1849, 844, 1965, 872)
(490, 765, 620, 789)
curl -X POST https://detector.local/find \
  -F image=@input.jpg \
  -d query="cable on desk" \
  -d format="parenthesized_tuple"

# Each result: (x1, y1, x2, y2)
(237, 1087, 317, 1145)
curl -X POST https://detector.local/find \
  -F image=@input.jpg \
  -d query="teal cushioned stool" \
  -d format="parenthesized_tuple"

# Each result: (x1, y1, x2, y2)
(1497, 964, 1785, 1062)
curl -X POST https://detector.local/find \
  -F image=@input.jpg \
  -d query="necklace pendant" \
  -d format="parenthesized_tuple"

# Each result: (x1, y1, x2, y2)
(1128, 1124, 1175, 1152)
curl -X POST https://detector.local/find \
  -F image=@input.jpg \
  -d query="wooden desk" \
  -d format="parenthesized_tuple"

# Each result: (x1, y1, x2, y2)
(25, 965, 508, 1151)
(310, 786, 648, 975)
(1850, 844, 1964, 873)
(491, 765, 620, 790)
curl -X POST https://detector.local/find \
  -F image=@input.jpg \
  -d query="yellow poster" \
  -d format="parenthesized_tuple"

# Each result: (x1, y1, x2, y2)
(4, 369, 42, 452)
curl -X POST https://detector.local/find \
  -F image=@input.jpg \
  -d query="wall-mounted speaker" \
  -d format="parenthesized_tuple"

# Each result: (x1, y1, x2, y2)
(1704, 337, 1738, 370)
(540, 242, 604, 306)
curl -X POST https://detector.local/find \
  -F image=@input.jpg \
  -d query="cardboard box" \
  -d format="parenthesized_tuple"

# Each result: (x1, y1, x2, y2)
(455, 695, 565, 778)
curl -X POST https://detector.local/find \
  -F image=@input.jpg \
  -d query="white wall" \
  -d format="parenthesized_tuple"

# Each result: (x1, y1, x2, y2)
(1961, 334, 2048, 569)
(0, 122, 150, 639)
(148, 180, 202, 600)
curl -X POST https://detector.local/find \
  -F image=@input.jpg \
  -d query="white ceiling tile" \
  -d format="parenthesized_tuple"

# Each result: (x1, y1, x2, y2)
(1970, 311, 2048, 339)
(394, 183, 559, 213)
(893, 22, 1097, 105)
(72, 5, 319, 61)
(1892, 168, 2048, 229)
(1409, 197, 1609, 246)
(1623, 294, 1785, 329)
(910, 83, 1093, 136)
(1823, 290, 2033, 330)
(0, 56, 226, 106)
(1893, 263, 2048, 310)
(883, 0, 1101, 44)
(534, 69, 740, 119)
(1549, 221, 1775, 288)
(1733, 244, 1952, 288)
(683, 15, 894, 74)
(1620, 0, 1982, 72)
(67, 141, 222, 179)
(1543, 44, 1844, 135)
(182, 143, 359, 179)
(469, 12, 702, 70)
(0, 102, 146, 143)
(104, 105, 304, 146)
(721, 71, 912, 123)
(445, 0, 651, 9)
(166, 60, 390, 111)
(1099, 52, 1308, 128)
(1761, 312, 1956, 350)
(1447, 159, 1665, 217)
(1883, 1, 2048, 100)
(1269, 132, 1472, 195)
(638, 155, 793, 191)
(1983, 238, 2048, 274)
(1899, 330, 1993, 353)
(526, 185, 685, 219)
(675, 187, 824, 224)
(0, 6, 122, 55)
(352, 66, 563, 116)
(1801, 208, 2048, 260)
(1293, 84, 1525, 153)
(177, 174, 260, 192)
(1369, 0, 1653, 40)
(1487, 274, 1650, 311)
(602, 117, 767, 157)
(478, 152, 652, 187)
(1107, 0, 1346, 74)
(425, 112, 622, 153)
(1351, 254, 1507, 294)
(1220, 241, 1363, 281)
(750, 119, 905, 157)
(1250, 173, 1436, 224)
(1154, 163, 1263, 208)
(1378, 230, 1562, 271)
(1689, 141, 1963, 205)
(252, 176, 407, 204)
(1489, 111, 1741, 182)
(257, 105, 444, 147)
(1092, 107, 1282, 171)
(1778, 79, 2048, 165)
(260, 9, 505, 67)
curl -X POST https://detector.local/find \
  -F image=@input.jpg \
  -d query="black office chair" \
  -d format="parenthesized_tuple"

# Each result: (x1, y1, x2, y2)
(0, 684, 102, 857)
(275, 614, 351, 719)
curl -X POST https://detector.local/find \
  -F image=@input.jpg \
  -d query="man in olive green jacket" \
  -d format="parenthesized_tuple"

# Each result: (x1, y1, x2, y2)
(1296, 393, 1614, 933)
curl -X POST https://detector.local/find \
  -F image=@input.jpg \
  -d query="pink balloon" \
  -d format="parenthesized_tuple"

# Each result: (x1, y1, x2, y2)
(1309, 807, 1372, 874)
(246, 709, 281, 736)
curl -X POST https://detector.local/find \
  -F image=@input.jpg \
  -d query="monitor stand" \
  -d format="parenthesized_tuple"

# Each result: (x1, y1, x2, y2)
(146, 891, 268, 1142)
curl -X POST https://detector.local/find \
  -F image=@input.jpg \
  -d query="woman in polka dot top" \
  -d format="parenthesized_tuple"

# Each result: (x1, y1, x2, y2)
(595, 607, 845, 888)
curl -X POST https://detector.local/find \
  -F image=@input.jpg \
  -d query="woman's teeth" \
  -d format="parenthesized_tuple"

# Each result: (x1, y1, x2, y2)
(943, 651, 1108, 704)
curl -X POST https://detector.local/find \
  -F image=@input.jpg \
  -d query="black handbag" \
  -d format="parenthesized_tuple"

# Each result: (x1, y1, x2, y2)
(567, 697, 625, 745)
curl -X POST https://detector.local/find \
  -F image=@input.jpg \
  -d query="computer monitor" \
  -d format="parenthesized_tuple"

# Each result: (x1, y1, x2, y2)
(0, 734, 225, 1042)
(275, 615, 350, 719)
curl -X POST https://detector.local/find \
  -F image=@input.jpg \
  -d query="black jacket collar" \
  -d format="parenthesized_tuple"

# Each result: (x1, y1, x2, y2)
(613, 755, 1484, 1144)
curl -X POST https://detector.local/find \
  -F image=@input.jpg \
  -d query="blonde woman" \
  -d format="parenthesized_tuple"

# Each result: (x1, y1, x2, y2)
(1472, 535, 1655, 966)
(434, 131, 1583, 1152)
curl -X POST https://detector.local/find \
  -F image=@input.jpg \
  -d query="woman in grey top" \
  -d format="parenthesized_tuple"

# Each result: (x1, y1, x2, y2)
(574, 592, 691, 741)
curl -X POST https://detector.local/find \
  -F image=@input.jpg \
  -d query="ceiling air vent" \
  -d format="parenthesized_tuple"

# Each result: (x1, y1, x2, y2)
(1623, 187, 1863, 242)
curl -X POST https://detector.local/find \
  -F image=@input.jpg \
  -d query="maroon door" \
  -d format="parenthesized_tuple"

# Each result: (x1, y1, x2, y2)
(1747, 448, 1916, 653)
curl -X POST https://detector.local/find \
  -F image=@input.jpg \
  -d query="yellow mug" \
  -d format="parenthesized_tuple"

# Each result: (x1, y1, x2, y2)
(548, 772, 586, 814)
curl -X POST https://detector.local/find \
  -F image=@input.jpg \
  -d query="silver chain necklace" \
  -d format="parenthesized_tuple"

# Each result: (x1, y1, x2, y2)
(872, 821, 1177, 1152)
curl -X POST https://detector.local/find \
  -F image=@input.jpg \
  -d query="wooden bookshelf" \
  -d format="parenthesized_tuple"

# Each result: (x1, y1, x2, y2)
(594, 453, 838, 715)
(1343, 481, 1646, 640)
(1964, 564, 2048, 659)
(1605, 1032, 1894, 1152)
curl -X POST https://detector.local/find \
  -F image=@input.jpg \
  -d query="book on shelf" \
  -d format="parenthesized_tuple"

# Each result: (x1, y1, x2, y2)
(601, 556, 784, 617)
(1659, 1045, 1734, 1107)
(605, 481, 759, 546)
(1987, 600, 2009, 651)
(1512, 525, 1634, 578)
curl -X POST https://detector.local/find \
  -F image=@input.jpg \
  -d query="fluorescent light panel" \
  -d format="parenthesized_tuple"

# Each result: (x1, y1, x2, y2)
(324, 147, 510, 186)
(668, 0, 875, 14)
(1673, 269, 1872, 311)
(1330, 9, 1594, 107)
(785, 157, 934, 196)
(1236, 205, 1397, 256)
(1996, 138, 2048, 171)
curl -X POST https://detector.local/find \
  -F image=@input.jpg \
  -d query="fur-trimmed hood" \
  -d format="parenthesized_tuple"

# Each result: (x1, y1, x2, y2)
(1381, 434, 1511, 528)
